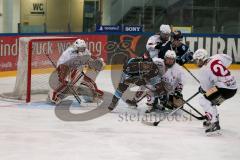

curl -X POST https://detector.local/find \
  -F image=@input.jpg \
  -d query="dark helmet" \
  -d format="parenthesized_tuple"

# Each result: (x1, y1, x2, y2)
(171, 30, 183, 40)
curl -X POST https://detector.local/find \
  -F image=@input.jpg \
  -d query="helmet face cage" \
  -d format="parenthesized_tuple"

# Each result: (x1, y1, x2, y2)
(164, 57, 175, 68)
(160, 32, 170, 42)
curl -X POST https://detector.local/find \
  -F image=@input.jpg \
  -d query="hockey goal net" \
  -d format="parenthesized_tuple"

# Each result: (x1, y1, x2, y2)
(0, 36, 77, 102)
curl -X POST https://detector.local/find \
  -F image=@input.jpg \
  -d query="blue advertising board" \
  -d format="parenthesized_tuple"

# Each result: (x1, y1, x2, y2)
(96, 25, 121, 32)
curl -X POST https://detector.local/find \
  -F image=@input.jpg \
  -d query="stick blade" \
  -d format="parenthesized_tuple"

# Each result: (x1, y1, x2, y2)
(141, 120, 160, 126)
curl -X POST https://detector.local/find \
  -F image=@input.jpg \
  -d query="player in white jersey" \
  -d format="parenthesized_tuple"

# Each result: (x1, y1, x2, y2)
(145, 24, 171, 59)
(159, 50, 185, 109)
(193, 49, 237, 135)
(48, 39, 105, 104)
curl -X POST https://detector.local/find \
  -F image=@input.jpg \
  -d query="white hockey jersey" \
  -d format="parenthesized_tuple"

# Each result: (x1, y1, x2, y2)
(146, 35, 160, 58)
(198, 54, 237, 91)
(162, 63, 185, 93)
(57, 46, 92, 69)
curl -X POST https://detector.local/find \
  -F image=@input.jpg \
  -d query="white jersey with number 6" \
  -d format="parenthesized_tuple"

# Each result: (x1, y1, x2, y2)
(198, 54, 237, 91)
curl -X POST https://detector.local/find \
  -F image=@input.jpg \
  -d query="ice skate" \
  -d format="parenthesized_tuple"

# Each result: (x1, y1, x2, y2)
(205, 121, 221, 136)
(203, 120, 211, 128)
(108, 96, 119, 111)
(126, 99, 138, 108)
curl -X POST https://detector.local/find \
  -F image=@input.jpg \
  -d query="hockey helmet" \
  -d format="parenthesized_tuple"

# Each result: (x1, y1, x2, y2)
(171, 30, 183, 40)
(193, 48, 208, 67)
(73, 39, 87, 52)
(159, 24, 171, 42)
(164, 50, 176, 68)
(160, 24, 171, 34)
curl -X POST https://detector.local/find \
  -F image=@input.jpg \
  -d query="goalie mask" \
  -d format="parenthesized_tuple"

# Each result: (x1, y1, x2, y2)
(73, 39, 87, 52)
(88, 58, 105, 71)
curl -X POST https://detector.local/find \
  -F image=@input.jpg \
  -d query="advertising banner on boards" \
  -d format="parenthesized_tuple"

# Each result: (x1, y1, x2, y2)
(0, 33, 240, 72)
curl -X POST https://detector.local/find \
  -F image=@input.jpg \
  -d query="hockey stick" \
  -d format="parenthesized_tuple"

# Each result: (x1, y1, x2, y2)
(182, 65, 200, 84)
(45, 53, 82, 104)
(144, 83, 205, 119)
(181, 99, 205, 117)
(180, 107, 206, 120)
(142, 91, 200, 126)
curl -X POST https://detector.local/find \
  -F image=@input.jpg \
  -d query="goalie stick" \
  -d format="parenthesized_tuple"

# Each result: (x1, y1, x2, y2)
(45, 53, 82, 104)
(142, 91, 200, 126)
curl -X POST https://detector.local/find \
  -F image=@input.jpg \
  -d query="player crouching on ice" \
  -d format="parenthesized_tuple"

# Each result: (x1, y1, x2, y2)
(193, 49, 237, 135)
(48, 39, 105, 104)
(126, 50, 185, 113)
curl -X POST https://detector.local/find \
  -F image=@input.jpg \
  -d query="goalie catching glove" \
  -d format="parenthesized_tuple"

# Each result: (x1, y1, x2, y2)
(88, 58, 105, 72)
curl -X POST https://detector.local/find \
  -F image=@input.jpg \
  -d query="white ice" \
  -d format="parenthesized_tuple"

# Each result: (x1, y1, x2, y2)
(0, 69, 240, 160)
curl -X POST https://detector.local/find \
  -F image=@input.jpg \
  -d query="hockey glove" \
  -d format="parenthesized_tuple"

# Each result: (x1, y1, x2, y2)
(173, 91, 183, 99)
(176, 58, 185, 66)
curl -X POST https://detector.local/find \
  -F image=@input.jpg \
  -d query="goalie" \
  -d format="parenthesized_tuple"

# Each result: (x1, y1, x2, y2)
(193, 49, 237, 135)
(48, 39, 105, 104)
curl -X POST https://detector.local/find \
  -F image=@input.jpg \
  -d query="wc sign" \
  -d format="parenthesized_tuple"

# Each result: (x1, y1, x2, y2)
(30, 2, 45, 15)
(123, 26, 143, 32)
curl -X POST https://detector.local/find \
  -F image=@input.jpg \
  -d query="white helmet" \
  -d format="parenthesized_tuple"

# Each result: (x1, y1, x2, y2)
(193, 49, 208, 61)
(164, 50, 176, 68)
(73, 39, 86, 51)
(159, 24, 171, 34)
(164, 50, 176, 59)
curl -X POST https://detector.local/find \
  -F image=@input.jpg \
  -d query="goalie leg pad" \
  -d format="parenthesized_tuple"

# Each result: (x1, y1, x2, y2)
(80, 73, 104, 97)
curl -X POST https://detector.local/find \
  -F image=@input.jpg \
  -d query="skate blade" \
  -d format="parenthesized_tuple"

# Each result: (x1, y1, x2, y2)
(206, 130, 222, 136)
(128, 105, 138, 109)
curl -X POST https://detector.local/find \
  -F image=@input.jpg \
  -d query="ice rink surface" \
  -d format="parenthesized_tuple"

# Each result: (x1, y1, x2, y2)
(0, 69, 240, 160)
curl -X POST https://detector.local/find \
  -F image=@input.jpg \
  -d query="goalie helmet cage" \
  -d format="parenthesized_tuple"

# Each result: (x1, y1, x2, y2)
(7, 36, 77, 103)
